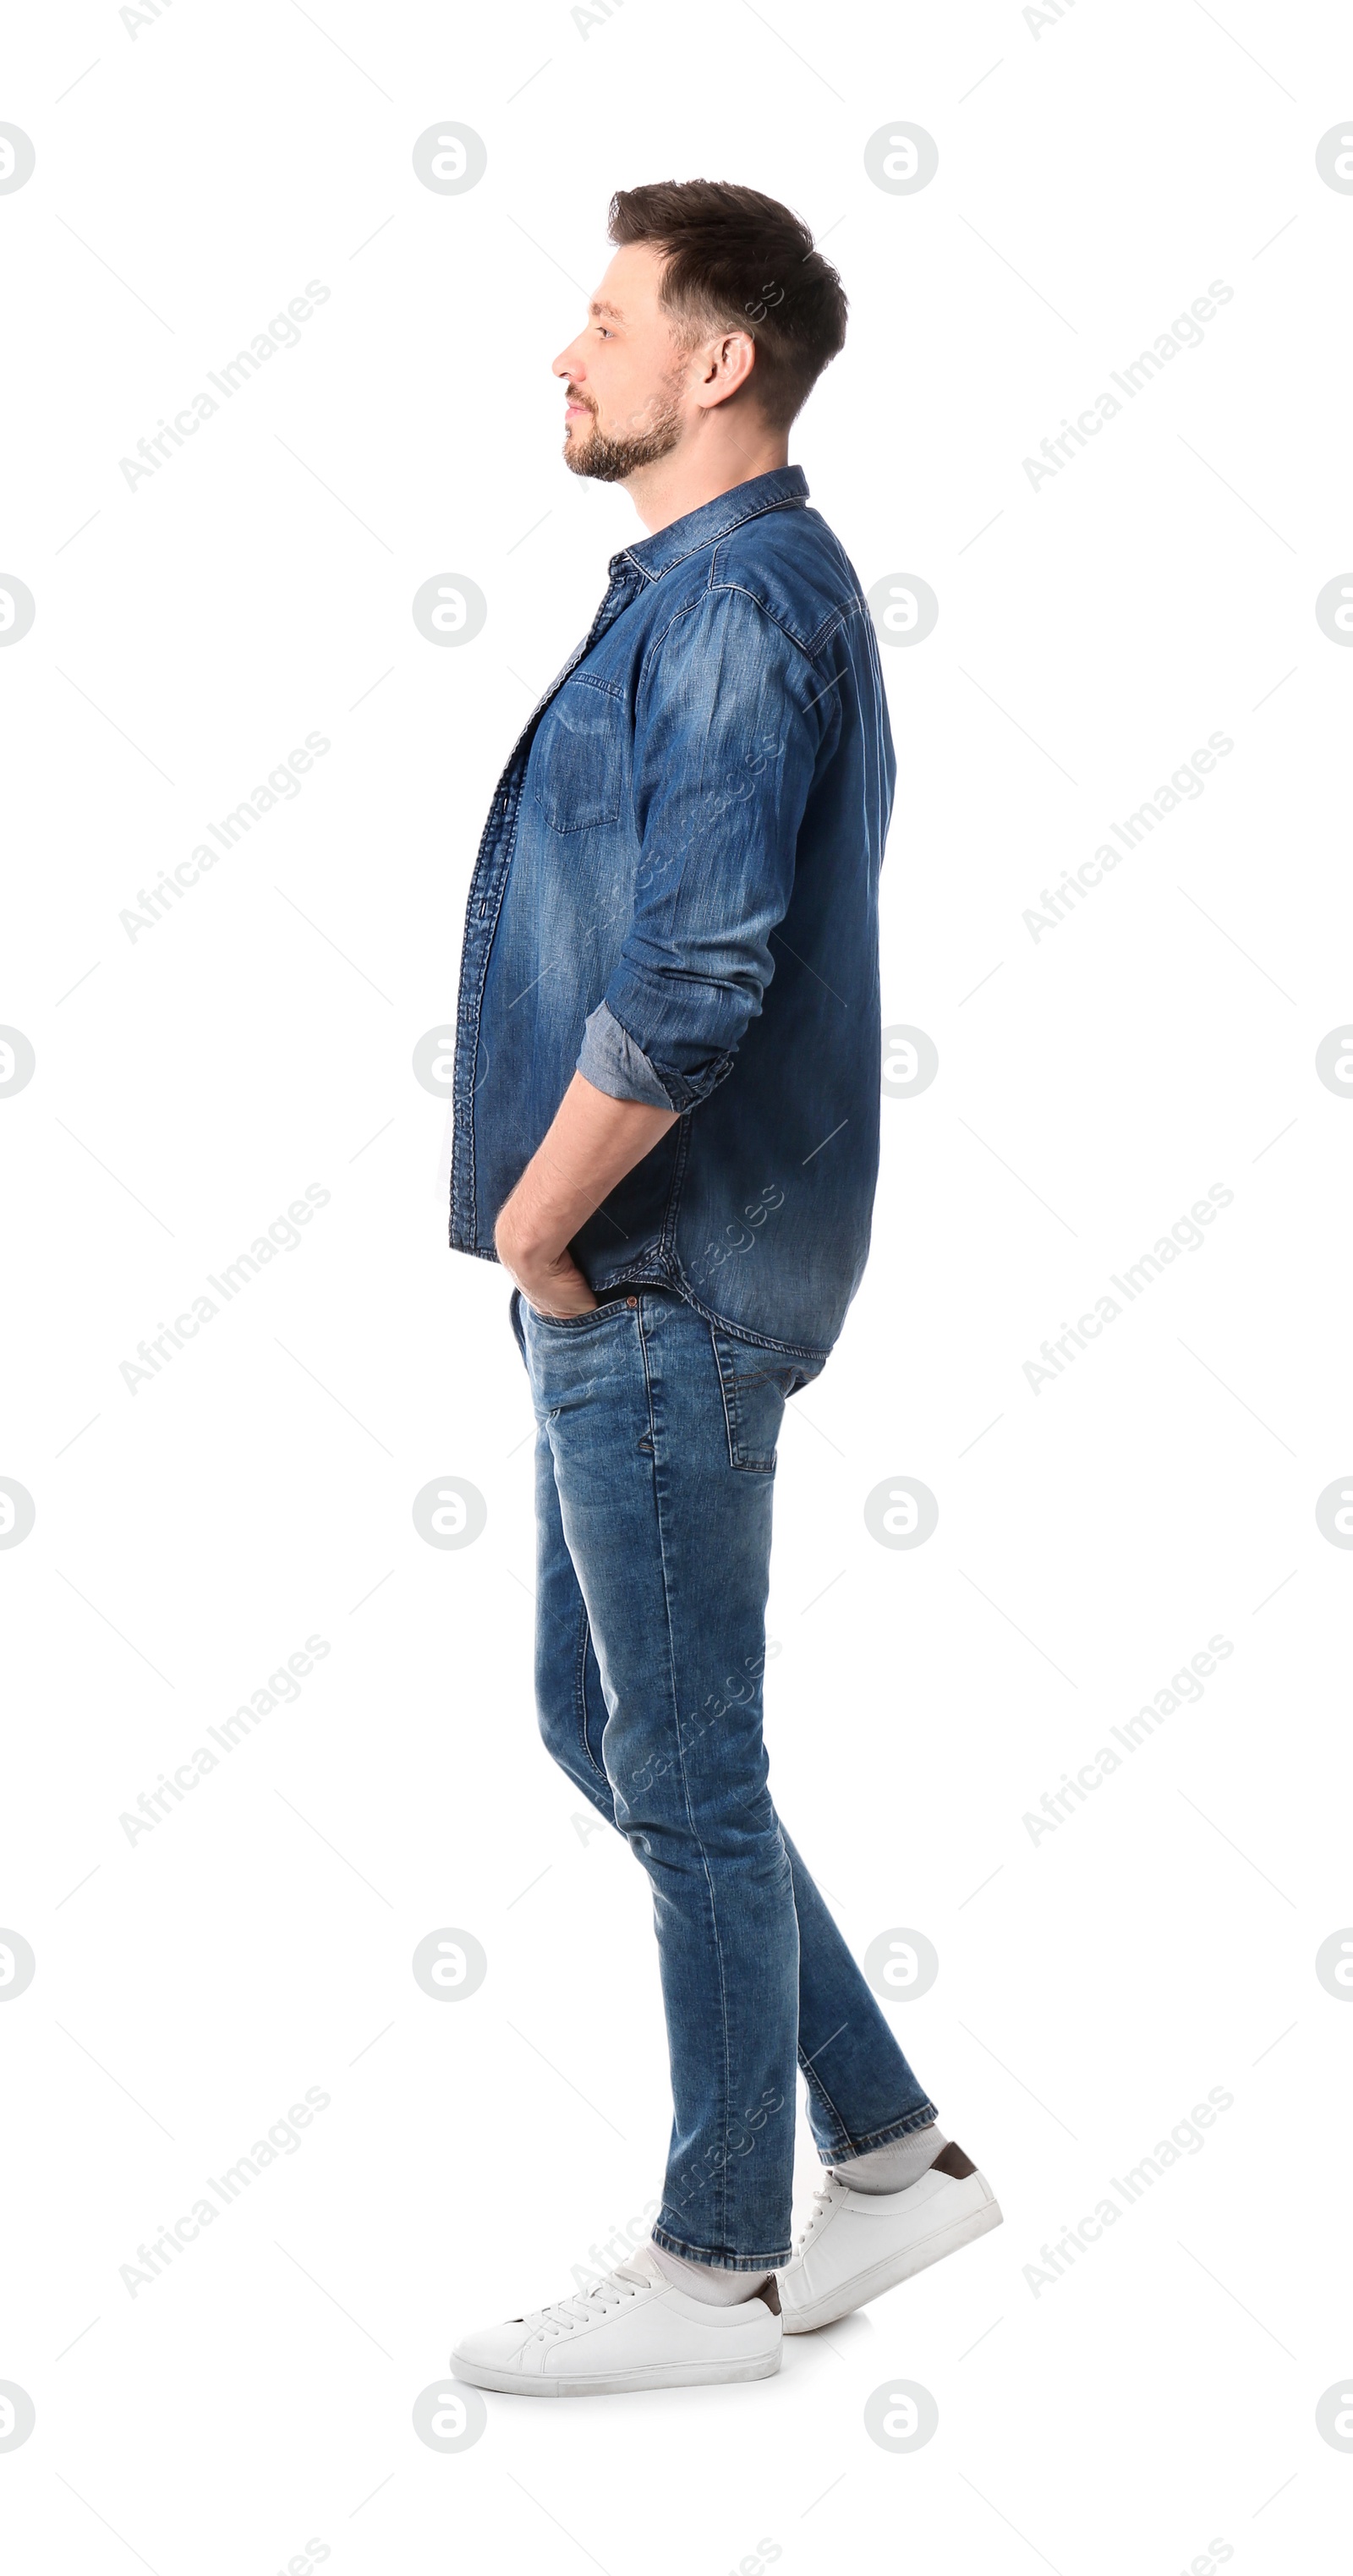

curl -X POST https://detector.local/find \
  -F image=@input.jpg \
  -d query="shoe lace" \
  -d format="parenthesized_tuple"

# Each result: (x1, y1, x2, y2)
(793, 2174, 842, 2252)
(527, 2259, 649, 2342)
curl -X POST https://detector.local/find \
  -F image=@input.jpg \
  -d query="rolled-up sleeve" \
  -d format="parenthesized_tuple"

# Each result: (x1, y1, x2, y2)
(576, 586, 828, 1113)
(577, 999, 676, 1107)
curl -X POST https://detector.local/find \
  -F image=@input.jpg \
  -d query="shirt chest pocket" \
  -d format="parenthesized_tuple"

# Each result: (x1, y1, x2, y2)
(530, 677, 627, 832)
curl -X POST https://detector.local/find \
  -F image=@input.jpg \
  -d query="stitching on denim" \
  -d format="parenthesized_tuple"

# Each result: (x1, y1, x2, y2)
(633, 581, 845, 704)
(707, 573, 852, 671)
(708, 1327, 779, 1472)
(668, 1269, 830, 1366)
(650, 2222, 791, 2272)
(572, 1598, 609, 1791)
(655, 1110, 693, 1258)
(532, 749, 622, 832)
(530, 1302, 632, 1332)
(621, 482, 808, 585)
(634, 592, 708, 693)
(829, 2106, 940, 2157)
(638, 1295, 734, 2254)
(706, 1324, 740, 1470)
(715, 1340, 799, 1396)
(591, 1257, 676, 1294)
(794, 2044, 856, 2153)
(449, 784, 524, 1240)
(452, 573, 636, 1241)
(567, 670, 626, 700)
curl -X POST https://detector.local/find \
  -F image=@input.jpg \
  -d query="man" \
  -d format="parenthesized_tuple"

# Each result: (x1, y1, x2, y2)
(448, 180, 1000, 2398)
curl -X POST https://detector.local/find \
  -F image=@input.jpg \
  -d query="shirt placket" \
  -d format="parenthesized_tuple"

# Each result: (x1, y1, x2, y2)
(449, 562, 645, 1242)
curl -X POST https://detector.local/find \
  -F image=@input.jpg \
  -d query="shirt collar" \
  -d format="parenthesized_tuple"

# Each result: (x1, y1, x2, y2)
(610, 465, 809, 586)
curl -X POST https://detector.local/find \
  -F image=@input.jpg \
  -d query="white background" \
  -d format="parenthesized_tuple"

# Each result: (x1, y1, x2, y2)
(3, 2, 1351, 2570)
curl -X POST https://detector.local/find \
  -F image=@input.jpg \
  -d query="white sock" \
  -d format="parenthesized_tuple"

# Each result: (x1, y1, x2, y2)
(649, 2239, 770, 2305)
(831, 2121, 947, 2195)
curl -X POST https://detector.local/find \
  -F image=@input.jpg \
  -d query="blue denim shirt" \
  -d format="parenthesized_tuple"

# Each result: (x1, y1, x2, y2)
(449, 466, 895, 1359)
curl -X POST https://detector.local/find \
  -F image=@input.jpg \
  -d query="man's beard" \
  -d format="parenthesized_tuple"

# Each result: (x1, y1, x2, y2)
(562, 391, 682, 483)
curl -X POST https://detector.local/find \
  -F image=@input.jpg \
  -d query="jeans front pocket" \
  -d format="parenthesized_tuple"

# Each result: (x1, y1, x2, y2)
(521, 1296, 638, 1422)
(527, 1296, 633, 1331)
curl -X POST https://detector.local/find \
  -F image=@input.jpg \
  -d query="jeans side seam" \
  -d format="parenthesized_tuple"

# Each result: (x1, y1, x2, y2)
(794, 2046, 856, 2157)
(572, 1598, 610, 1794)
(638, 1296, 733, 2255)
(706, 1324, 739, 1471)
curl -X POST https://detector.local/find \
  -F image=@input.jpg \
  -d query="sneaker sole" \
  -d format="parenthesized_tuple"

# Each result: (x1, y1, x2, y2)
(781, 2190, 1004, 2334)
(448, 2347, 782, 2397)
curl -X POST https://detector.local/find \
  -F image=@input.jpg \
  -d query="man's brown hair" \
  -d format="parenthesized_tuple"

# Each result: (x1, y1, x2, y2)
(607, 179, 847, 430)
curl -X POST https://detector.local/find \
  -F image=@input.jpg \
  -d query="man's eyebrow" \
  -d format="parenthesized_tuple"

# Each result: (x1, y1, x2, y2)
(589, 298, 624, 321)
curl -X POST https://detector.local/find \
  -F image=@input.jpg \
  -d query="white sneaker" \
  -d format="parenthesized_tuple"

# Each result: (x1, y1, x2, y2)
(779, 2139, 1002, 2333)
(451, 2244, 782, 2397)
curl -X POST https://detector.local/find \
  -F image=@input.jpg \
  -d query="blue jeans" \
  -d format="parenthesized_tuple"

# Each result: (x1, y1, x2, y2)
(515, 1286, 935, 2272)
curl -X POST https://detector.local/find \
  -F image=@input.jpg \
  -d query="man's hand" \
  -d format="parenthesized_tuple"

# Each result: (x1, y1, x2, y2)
(494, 1221, 598, 1318)
(495, 1072, 677, 1317)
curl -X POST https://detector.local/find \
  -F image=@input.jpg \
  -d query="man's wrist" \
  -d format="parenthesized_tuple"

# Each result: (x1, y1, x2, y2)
(496, 1198, 566, 1269)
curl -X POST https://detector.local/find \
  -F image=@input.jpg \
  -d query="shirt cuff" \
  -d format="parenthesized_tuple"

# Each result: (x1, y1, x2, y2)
(577, 1001, 682, 1110)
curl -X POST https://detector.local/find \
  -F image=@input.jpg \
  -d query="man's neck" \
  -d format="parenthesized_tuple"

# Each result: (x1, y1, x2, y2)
(624, 426, 791, 534)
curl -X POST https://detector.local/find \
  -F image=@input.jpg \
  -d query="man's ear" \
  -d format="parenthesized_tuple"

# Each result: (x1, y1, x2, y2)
(697, 330, 759, 410)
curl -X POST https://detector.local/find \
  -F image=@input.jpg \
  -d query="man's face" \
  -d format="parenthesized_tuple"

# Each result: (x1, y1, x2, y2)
(552, 244, 690, 483)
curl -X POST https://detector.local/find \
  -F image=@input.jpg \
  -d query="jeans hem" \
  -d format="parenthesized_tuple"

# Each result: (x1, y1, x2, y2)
(819, 2102, 939, 2164)
(651, 2222, 791, 2273)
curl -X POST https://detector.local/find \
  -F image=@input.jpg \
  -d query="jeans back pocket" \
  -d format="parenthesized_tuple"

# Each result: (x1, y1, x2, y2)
(708, 1328, 815, 1472)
